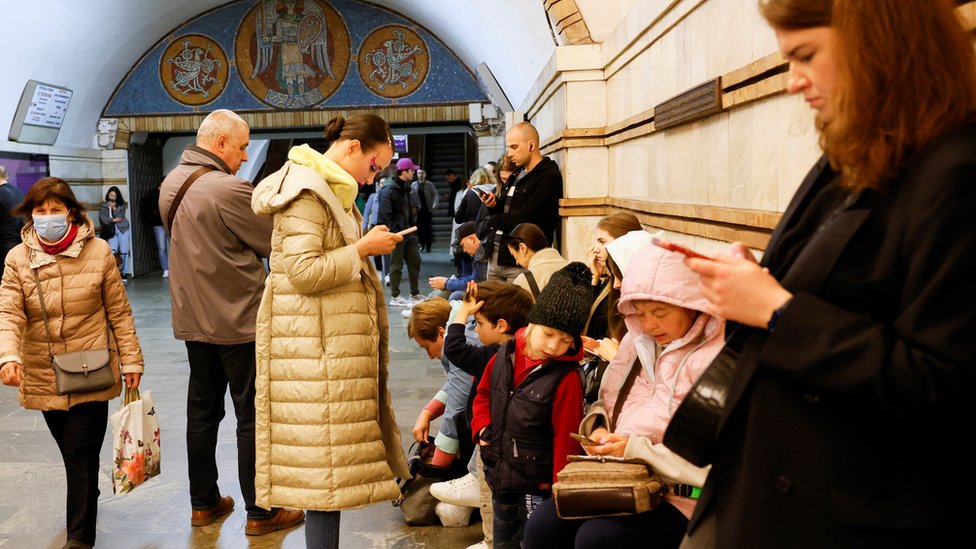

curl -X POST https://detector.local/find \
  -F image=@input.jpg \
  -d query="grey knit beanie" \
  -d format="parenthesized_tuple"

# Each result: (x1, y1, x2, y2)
(526, 262, 596, 347)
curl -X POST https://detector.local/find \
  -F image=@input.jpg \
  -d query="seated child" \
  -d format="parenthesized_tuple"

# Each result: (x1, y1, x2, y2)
(407, 297, 474, 470)
(433, 281, 535, 546)
(471, 262, 597, 549)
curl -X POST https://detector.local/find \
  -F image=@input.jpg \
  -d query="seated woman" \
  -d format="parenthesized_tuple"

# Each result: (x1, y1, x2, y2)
(506, 223, 568, 300)
(522, 236, 723, 549)
(583, 212, 644, 342)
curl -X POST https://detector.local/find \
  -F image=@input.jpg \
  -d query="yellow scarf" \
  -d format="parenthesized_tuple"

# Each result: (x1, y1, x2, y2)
(286, 144, 358, 210)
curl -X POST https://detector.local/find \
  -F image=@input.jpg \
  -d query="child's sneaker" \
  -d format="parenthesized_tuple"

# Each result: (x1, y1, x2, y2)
(389, 296, 409, 307)
(429, 472, 480, 508)
(434, 502, 474, 527)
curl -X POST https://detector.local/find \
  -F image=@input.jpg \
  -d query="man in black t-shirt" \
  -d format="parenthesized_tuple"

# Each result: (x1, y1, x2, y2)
(0, 165, 25, 267)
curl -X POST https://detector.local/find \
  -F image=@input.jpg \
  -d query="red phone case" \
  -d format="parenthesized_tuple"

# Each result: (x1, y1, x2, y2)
(652, 237, 713, 260)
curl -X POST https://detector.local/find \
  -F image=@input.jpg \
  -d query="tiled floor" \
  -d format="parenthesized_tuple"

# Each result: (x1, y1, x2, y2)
(0, 248, 482, 548)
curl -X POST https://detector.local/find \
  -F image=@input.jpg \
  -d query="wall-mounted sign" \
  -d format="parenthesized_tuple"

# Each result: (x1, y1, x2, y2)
(9, 80, 73, 145)
(654, 78, 722, 130)
(26, 83, 72, 128)
(393, 134, 408, 153)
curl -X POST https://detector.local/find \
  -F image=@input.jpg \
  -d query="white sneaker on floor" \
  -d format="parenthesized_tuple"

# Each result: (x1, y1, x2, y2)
(400, 308, 413, 319)
(466, 541, 489, 549)
(429, 472, 480, 508)
(408, 294, 424, 306)
(434, 502, 474, 527)
(162, 269, 169, 278)
(389, 296, 410, 307)
(384, 274, 390, 286)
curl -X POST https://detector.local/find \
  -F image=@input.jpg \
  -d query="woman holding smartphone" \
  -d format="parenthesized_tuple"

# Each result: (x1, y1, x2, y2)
(251, 115, 409, 549)
(678, 1, 976, 547)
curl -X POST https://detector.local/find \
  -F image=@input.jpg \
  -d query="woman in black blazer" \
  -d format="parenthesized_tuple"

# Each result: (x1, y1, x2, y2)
(677, 1, 976, 547)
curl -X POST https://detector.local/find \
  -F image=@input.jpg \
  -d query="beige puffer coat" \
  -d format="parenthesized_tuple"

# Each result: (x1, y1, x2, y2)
(0, 216, 144, 411)
(252, 159, 409, 512)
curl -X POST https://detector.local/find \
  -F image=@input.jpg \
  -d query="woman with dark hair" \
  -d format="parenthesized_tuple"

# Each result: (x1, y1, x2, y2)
(506, 222, 567, 299)
(0, 177, 144, 549)
(251, 114, 410, 549)
(678, 1, 976, 547)
(99, 185, 130, 280)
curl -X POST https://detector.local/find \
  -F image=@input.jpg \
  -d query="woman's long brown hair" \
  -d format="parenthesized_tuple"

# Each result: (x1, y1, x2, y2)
(761, 0, 976, 191)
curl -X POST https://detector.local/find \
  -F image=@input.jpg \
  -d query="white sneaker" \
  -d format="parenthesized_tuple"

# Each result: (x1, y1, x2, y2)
(429, 472, 480, 508)
(409, 294, 424, 306)
(434, 501, 474, 527)
(389, 296, 410, 307)
(466, 542, 489, 549)
(162, 269, 169, 278)
(400, 308, 413, 319)
(384, 274, 390, 286)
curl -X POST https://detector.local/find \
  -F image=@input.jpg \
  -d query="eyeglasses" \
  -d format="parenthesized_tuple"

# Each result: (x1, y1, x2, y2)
(369, 155, 380, 174)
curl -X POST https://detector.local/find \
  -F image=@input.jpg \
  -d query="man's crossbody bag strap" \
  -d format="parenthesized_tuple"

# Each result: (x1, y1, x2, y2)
(165, 166, 214, 232)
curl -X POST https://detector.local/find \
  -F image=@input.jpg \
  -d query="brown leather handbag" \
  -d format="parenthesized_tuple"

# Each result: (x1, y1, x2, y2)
(553, 455, 667, 519)
(552, 356, 667, 519)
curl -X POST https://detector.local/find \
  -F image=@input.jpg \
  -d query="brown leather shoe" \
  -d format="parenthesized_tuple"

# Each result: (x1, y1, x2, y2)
(245, 508, 305, 536)
(190, 495, 235, 527)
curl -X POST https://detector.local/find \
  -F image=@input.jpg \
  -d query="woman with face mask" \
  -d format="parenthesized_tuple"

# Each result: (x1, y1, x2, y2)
(0, 177, 144, 549)
(99, 185, 130, 281)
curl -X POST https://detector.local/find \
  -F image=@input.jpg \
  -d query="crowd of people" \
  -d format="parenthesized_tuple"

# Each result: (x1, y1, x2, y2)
(0, 1, 974, 548)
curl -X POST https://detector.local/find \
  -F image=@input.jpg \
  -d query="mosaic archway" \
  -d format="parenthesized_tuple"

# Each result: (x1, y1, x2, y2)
(159, 34, 229, 106)
(234, 0, 351, 108)
(358, 25, 429, 99)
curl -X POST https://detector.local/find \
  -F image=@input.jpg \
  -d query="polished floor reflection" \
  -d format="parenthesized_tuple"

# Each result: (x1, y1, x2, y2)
(0, 249, 481, 548)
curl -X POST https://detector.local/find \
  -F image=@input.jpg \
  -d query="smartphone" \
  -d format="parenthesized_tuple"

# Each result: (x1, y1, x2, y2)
(396, 226, 418, 236)
(569, 433, 599, 447)
(651, 237, 713, 261)
(474, 187, 489, 198)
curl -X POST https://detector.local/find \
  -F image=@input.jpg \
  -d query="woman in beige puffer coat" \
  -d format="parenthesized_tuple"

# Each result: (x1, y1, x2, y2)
(0, 177, 144, 549)
(251, 115, 409, 549)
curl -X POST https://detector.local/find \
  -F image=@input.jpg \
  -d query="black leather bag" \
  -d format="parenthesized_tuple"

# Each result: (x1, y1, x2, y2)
(393, 438, 466, 525)
(663, 345, 739, 466)
(100, 223, 116, 240)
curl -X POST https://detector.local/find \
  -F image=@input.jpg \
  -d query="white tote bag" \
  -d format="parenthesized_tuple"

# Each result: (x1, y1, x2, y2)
(110, 388, 161, 494)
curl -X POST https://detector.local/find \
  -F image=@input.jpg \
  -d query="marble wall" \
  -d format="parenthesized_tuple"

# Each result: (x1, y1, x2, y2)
(521, 0, 826, 261)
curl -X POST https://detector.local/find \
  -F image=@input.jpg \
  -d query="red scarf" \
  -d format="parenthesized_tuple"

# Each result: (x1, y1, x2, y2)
(39, 223, 79, 256)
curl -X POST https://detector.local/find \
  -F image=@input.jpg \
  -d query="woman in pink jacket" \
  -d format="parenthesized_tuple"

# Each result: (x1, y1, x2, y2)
(523, 236, 724, 549)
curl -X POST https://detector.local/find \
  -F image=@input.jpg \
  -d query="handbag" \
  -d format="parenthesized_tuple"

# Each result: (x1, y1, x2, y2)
(553, 455, 667, 519)
(552, 356, 667, 519)
(394, 438, 466, 525)
(663, 340, 740, 467)
(100, 223, 116, 240)
(111, 387, 162, 493)
(32, 268, 116, 395)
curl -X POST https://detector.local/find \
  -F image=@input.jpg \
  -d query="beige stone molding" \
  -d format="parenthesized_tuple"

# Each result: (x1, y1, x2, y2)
(559, 196, 780, 249)
(112, 105, 472, 148)
(539, 1, 976, 153)
(544, 0, 596, 45)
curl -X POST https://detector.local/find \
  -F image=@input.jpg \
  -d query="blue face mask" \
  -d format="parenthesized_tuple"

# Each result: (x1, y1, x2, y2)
(33, 214, 70, 243)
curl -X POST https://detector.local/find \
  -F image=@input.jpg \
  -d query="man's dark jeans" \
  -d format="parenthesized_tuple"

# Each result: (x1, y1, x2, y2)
(185, 341, 271, 520)
(389, 234, 421, 298)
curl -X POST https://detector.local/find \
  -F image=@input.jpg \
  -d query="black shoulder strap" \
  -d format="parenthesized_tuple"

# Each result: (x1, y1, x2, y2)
(524, 270, 540, 298)
(165, 165, 214, 233)
(609, 356, 643, 432)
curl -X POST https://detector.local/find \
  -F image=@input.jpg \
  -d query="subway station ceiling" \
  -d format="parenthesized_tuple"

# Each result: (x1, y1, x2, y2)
(1, 0, 556, 148)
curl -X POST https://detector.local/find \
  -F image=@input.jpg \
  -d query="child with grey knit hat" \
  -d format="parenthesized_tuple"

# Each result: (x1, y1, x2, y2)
(470, 262, 597, 548)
